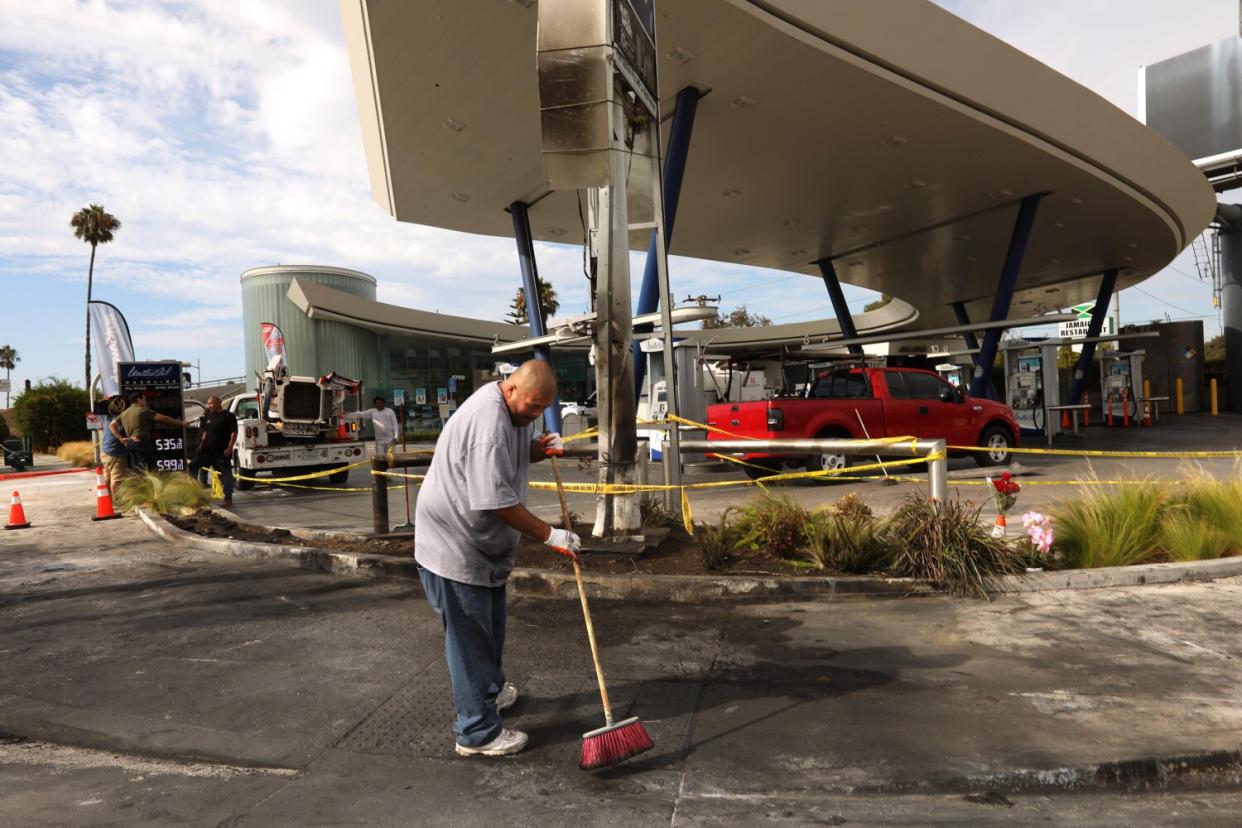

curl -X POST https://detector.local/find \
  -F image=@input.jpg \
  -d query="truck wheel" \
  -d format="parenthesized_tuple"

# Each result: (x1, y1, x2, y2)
(328, 468, 350, 484)
(235, 463, 256, 491)
(975, 424, 1014, 467)
(808, 429, 853, 479)
(743, 461, 781, 481)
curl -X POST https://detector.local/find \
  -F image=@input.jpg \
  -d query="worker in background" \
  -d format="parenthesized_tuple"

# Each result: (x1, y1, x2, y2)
(118, 393, 192, 472)
(190, 395, 238, 508)
(347, 395, 401, 458)
(101, 396, 129, 495)
(415, 359, 578, 757)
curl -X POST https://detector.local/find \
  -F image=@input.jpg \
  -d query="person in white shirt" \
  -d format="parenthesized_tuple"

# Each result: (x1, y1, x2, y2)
(348, 396, 401, 458)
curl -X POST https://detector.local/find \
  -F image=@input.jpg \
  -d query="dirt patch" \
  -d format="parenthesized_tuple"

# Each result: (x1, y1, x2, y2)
(167, 512, 412, 558)
(168, 512, 810, 577)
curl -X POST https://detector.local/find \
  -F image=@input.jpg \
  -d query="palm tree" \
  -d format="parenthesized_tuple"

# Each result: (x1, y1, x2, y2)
(0, 345, 17, 408)
(506, 281, 560, 325)
(71, 204, 121, 391)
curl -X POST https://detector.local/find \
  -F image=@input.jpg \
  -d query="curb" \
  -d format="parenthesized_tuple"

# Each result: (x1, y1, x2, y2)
(987, 555, 1242, 593)
(861, 748, 1242, 796)
(0, 466, 90, 482)
(135, 508, 936, 602)
(136, 509, 1242, 602)
(135, 508, 416, 583)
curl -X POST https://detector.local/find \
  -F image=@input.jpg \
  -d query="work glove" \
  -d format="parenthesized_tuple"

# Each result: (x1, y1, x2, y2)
(539, 431, 565, 457)
(544, 527, 581, 560)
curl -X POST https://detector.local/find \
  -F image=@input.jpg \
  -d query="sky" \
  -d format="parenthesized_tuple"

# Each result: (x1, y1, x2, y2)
(0, 0, 1236, 397)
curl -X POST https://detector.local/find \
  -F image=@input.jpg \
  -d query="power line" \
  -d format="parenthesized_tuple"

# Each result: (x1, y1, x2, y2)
(1128, 285, 1203, 320)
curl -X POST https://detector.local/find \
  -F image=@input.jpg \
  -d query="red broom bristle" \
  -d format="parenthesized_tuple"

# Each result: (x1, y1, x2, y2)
(580, 718, 653, 770)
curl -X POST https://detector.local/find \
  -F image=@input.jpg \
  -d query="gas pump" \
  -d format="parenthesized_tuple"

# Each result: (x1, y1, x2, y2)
(934, 362, 970, 391)
(1000, 341, 1061, 437)
(1099, 350, 1144, 426)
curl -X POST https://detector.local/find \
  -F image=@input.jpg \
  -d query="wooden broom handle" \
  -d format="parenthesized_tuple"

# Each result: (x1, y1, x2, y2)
(550, 456, 613, 724)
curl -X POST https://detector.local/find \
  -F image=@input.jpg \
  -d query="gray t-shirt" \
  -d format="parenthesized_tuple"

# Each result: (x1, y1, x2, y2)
(414, 382, 533, 587)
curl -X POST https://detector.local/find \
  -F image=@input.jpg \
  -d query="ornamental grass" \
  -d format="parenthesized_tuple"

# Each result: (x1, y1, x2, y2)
(115, 471, 209, 515)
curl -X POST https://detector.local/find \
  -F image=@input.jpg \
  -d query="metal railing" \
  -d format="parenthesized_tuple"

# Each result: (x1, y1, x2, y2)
(679, 438, 949, 503)
(370, 442, 600, 535)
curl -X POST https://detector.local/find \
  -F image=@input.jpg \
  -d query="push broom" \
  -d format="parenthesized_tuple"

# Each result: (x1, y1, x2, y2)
(548, 456, 653, 770)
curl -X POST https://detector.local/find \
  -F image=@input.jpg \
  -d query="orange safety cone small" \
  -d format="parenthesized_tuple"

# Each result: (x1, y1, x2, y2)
(991, 513, 1007, 538)
(336, 414, 348, 441)
(5, 491, 31, 530)
(1060, 410, 1070, 429)
(92, 466, 121, 522)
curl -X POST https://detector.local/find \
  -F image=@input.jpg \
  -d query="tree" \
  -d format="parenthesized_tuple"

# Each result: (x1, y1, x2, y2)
(12, 378, 90, 451)
(71, 204, 121, 391)
(506, 281, 560, 325)
(701, 305, 772, 329)
(0, 345, 17, 408)
(863, 293, 892, 313)
(1206, 334, 1225, 362)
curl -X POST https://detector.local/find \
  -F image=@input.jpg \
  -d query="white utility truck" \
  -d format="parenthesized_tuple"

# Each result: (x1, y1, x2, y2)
(228, 358, 369, 490)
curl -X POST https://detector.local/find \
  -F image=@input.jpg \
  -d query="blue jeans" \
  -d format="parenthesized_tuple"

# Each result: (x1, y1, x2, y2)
(418, 566, 507, 747)
(191, 454, 234, 499)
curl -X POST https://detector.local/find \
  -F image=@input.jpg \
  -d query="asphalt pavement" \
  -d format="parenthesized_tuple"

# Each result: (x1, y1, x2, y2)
(2, 472, 1242, 825)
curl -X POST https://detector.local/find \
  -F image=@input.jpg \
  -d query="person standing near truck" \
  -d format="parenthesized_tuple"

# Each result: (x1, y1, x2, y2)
(190, 395, 238, 507)
(346, 395, 401, 458)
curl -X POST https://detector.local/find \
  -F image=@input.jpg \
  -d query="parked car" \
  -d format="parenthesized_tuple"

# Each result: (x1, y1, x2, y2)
(706, 365, 1020, 478)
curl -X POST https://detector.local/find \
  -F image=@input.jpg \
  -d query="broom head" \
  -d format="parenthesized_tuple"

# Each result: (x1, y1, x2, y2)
(579, 716, 653, 771)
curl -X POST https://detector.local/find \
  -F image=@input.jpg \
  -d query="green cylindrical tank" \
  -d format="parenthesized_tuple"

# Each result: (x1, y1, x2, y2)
(240, 265, 380, 393)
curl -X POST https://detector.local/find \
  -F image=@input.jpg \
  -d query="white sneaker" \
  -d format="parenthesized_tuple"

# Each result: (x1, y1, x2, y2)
(455, 728, 528, 757)
(496, 682, 518, 712)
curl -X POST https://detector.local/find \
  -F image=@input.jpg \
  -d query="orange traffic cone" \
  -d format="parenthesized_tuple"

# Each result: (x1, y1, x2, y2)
(336, 414, 347, 441)
(1142, 400, 1152, 427)
(1061, 410, 1070, 429)
(5, 490, 31, 530)
(92, 466, 121, 521)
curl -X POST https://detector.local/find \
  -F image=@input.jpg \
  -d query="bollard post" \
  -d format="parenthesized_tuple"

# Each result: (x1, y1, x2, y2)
(927, 440, 948, 507)
(1176, 377, 1184, 415)
(372, 455, 390, 536)
(1211, 378, 1219, 416)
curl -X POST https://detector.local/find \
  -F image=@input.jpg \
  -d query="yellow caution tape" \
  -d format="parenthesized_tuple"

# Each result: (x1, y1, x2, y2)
(948, 444, 1242, 459)
(680, 487, 694, 535)
(208, 469, 225, 500)
(234, 458, 371, 484)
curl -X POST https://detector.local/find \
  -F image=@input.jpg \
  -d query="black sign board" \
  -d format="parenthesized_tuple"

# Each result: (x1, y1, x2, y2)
(613, 0, 657, 107)
(118, 361, 187, 472)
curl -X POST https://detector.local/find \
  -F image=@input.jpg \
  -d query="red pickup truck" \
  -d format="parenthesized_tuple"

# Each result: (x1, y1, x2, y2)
(706, 366, 1020, 478)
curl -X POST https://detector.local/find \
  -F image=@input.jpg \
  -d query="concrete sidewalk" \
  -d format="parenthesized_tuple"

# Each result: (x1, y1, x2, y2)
(2, 479, 1241, 824)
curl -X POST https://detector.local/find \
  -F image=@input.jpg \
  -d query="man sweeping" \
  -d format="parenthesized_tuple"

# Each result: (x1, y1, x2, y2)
(415, 359, 580, 757)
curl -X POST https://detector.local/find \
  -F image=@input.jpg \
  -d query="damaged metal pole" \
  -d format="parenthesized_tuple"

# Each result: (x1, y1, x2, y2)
(590, 78, 640, 537)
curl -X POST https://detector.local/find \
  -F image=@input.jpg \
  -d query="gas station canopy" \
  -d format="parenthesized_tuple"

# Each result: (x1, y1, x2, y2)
(340, 0, 1215, 334)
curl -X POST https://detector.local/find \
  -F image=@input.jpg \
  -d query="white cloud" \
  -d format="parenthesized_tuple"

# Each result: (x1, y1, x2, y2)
(0, 0, 1229, 390)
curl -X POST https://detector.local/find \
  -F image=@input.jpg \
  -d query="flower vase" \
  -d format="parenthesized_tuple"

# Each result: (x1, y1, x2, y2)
(991, 513, 1007, 538)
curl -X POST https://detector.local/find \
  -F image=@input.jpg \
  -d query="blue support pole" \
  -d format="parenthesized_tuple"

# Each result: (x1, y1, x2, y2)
(816, 258, 863, 354)
(952, 301, 992, 399)
(633, 87, 701, 398)
(969, 194, 1043, 399)
(951, 302, 980, 352)
(1067, 268, 1118, 409)
(510, 200, 563, 433)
